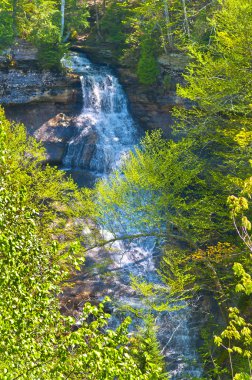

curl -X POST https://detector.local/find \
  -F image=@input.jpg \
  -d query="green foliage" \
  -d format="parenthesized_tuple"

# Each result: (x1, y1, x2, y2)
(0, 0, 89, 68)
(0, 108, 167, 378)
(0, 107, 97, 260)
(22, 0, 60, 43)
(96, 127, 237, 249)
(234, 263, 252, 296)
(0, 2, 14, 50)
(37, 42, 67, 70)
(96, 1, 252, 377)
(214, 306, 252, 379)
(228, 173, 252, 254)
(175, 0, 252, 128)
(64, 0, 89, 36)
(137, 38, 159, 85)
(100, 1, 129, 47)
(94, 0, 252, 249)
(131, 316, 167, 379)
(130, 276, 184, 313)
(108, 0, 218, 68)
(201, 174, 252, 378)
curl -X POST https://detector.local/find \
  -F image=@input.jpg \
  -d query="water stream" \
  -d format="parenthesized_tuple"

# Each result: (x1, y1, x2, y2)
(62, 52, 202, 379)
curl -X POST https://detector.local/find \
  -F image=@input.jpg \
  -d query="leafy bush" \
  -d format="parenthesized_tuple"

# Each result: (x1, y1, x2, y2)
(137, 38, 159, 85)
(0, 10, 14, 51)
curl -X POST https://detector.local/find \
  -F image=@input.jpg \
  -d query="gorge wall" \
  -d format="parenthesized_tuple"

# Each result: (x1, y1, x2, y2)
(0, 40, 87, 164)
(0, 39, 188, 164)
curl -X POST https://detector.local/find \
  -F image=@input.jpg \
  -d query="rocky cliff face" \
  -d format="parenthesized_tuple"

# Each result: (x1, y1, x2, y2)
(0, 40, 82, 106)
(0, 40, 84, 165)
(117, 66, 184, 139)
(0, 69, 81, 105)
(118, 53, 189, 138)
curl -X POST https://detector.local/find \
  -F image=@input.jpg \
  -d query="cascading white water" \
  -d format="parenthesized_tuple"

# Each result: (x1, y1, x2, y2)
(62, 53, 138, 175)
(62, 52, 202, 379)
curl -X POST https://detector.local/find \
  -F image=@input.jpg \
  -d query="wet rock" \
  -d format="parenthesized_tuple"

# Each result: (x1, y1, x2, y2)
(74, 126, 97, 169)
(34, 113, 75, 164)
(4, 102, 81, 135)
(71, 43, 119, 66)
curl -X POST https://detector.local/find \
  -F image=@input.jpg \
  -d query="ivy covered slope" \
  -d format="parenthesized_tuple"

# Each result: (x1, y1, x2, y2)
(96, 0, 252, 378)
(0, 108, 166, 379)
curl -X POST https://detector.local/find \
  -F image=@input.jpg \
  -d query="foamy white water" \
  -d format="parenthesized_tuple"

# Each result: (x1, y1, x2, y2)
(62, 53, 138, 175)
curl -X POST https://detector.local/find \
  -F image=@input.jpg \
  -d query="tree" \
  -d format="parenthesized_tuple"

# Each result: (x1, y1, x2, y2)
(96, 0, 252, 247)
(0, 0, 15, 50)
(95, 2, 252, 376)
(61, 0, 65, 39)
(0, 108, 166, 379)
(175, 0, 252, 130)
(214, 176, 252, 379)
(0, 0, 89, 67)
(0, 107, 97, 258)
(137, 37, 159, 84)
(63, 0, 89, 41)
(95, 128, 237, 249)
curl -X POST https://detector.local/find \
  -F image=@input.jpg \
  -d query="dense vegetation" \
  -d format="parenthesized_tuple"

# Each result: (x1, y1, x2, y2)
(0, 0, 89, 68)
(99, 0, 218, 83)
(0, 0, 252, 379)
(96, 0, 252, 378)
(0, 108, 166, 379)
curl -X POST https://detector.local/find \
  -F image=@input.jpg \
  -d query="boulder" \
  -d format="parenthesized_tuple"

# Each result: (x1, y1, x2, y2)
(34, 113, 97, 167)
(34, 113, 76, 164)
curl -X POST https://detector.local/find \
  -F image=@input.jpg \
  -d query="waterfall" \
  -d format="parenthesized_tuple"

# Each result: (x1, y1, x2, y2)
(61, 52, 202, 379)
(62, 53, 138, 176)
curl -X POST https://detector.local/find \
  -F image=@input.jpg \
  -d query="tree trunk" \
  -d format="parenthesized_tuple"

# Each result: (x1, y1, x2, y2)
(181, 0, 190, 38)
(12, 0, 18, 37)
(102, 0, 106, 14)
(163, 0, 173, 50)
(61, 0, 65, 40)
(94, 0, 102, 38)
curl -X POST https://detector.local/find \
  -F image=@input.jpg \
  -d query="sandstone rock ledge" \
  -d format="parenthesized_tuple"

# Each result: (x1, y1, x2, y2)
(0, 40, 84, 166)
